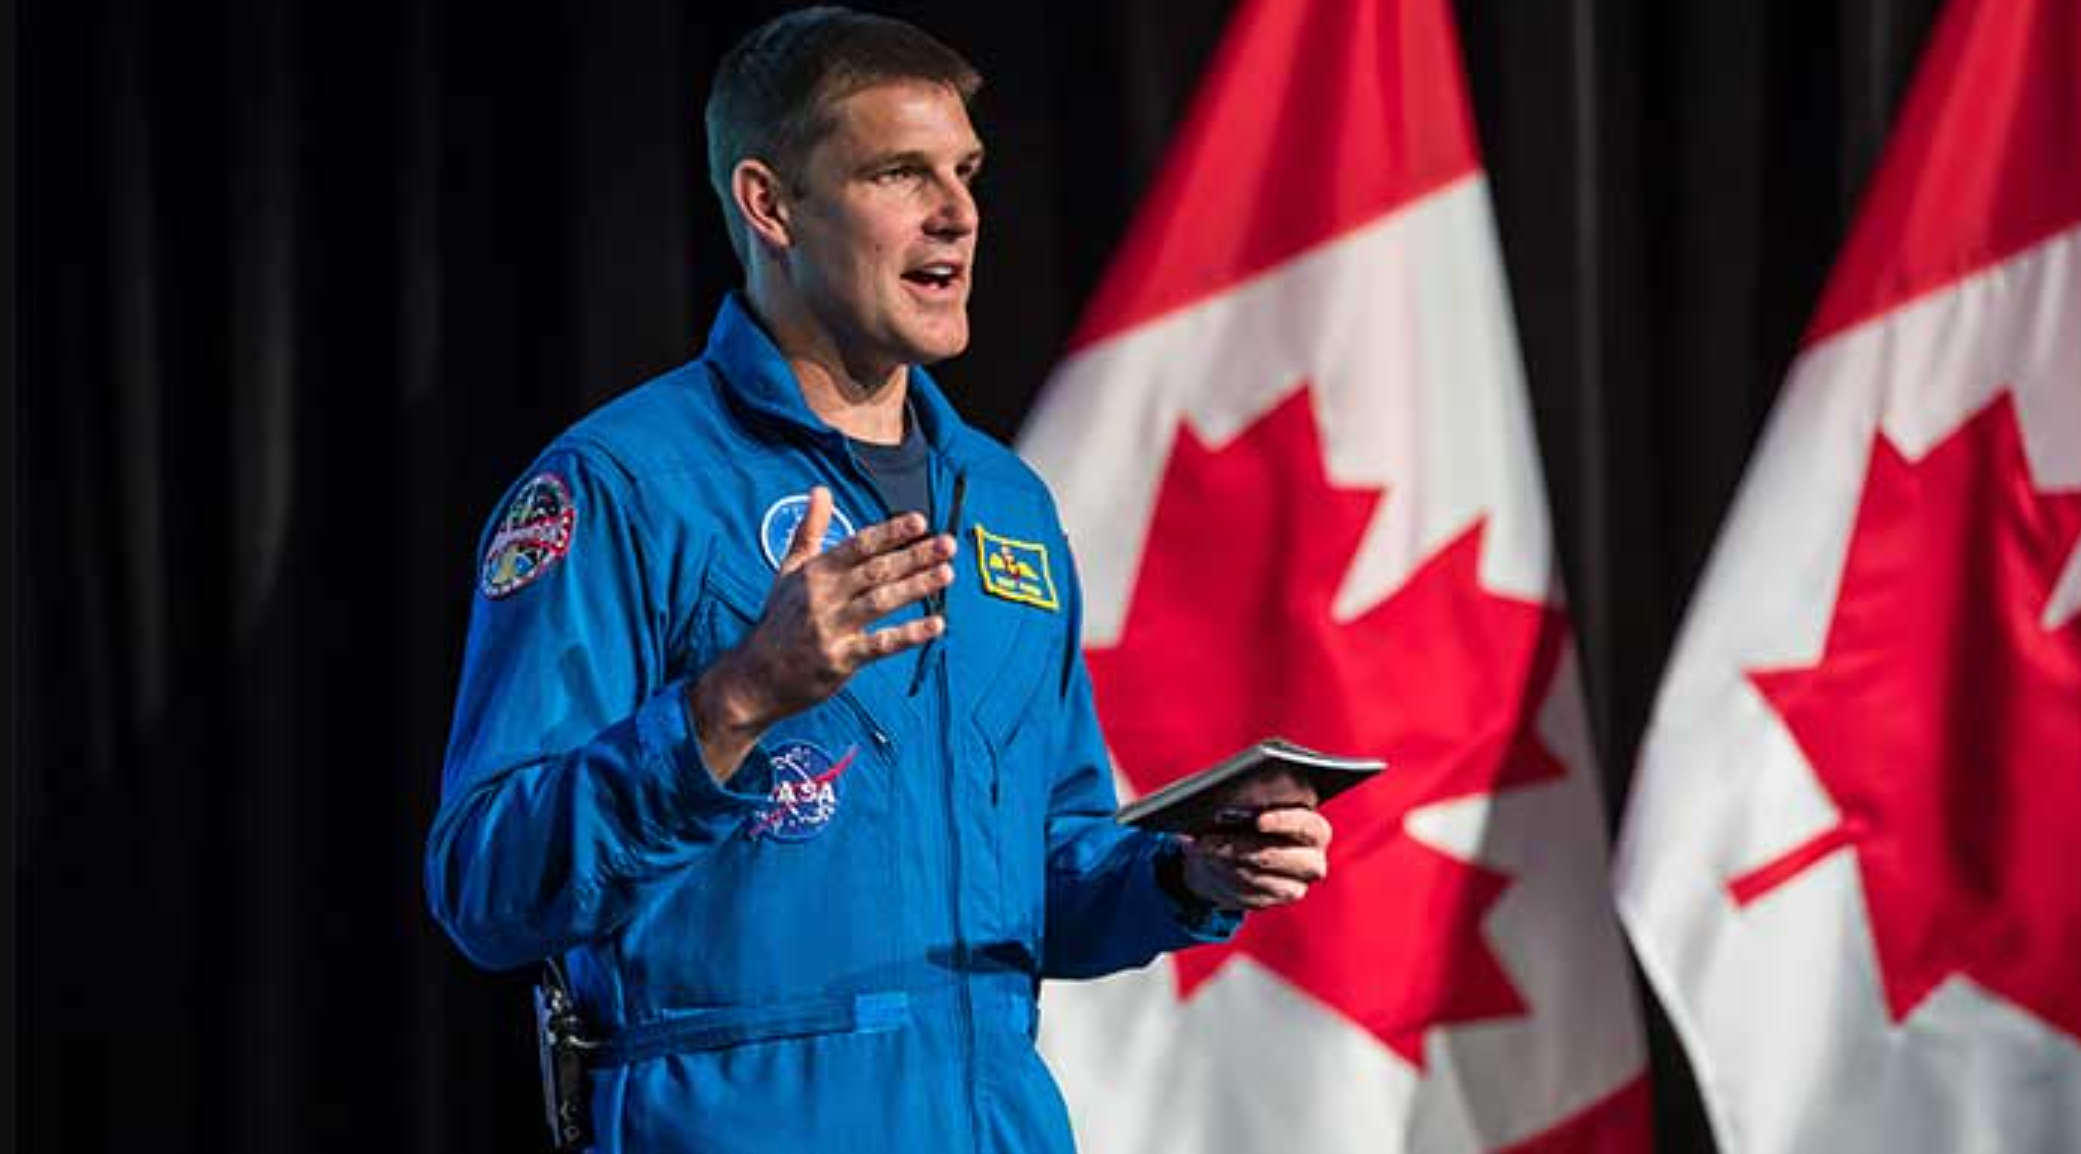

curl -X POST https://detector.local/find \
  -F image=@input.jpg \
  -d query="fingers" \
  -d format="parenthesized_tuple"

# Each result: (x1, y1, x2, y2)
(834, 533, 957, 603)
(1190, 831, 1331, 910)
(799, 508, 956, 629)
(780, 487, 836, 573)
(846, 614, 945, 665)
(1185, 809, 1334, 912)
(1225, 875, 1313, 910)
(824, 509, 933, 568)
(1196, 837, 1329, 884)
(1254, 806, 1333, 848)
(1244, 845, 1330, 884)
(783, 491, 951, 576)
(1185, 849, 1314, 911)
(837, 560, 955, 628)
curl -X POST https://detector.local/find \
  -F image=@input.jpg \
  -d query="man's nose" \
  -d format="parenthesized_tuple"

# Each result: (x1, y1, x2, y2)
(925, 173, 977, 238)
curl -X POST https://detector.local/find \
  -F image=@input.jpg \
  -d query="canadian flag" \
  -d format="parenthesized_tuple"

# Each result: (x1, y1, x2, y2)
(1612, 0, 2081, 1151)
(1019, 0, 1648, 1150)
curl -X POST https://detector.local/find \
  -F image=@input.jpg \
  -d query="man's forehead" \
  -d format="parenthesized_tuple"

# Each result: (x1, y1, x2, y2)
(817, 79, 982, 158)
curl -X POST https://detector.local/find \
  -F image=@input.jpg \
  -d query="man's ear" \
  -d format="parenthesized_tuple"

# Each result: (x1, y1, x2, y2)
(733, 159, 793, 252)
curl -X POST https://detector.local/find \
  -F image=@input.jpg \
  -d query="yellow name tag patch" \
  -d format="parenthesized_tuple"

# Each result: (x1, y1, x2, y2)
(973, 524, 1060, 612)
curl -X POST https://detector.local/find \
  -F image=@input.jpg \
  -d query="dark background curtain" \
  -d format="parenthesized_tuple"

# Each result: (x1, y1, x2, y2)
(20, 0, 1947, 1149)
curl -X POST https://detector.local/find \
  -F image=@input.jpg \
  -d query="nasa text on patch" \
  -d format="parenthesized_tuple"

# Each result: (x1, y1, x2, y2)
(746, 741, 858, 842)
(972, 524, 1060, 612)
(480, 472, 577, 599)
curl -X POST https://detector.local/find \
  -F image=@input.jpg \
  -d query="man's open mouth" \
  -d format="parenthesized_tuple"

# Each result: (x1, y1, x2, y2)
(903, 262, 963, 291)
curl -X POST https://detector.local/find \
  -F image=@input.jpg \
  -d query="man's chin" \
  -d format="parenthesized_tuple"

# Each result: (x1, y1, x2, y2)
(902, 323, 970, 366)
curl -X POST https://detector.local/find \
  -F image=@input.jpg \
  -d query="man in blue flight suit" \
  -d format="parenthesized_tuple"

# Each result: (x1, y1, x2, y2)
(426, 8, 1333, 1152)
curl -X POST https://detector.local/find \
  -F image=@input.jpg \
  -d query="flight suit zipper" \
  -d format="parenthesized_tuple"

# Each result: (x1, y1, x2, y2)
(841, 431, 978, 1146)
(916, 454, 979, 1151)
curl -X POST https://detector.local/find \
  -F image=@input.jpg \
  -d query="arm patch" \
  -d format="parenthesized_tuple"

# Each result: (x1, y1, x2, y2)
(480, 471, 578, 599)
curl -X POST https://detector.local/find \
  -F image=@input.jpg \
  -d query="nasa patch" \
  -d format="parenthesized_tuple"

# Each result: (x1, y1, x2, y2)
(480, 472, 577, 599)
(746, 741, 858, 842)
(760, 493, 858, 569)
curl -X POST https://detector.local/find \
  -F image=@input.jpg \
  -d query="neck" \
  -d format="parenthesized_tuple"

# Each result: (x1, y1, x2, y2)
(790, 355, 909, 445)
(744, 283, 909, 446)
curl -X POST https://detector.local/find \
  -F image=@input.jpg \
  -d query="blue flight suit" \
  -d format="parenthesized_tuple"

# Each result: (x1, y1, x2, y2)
(426, 295, 1236, 1153)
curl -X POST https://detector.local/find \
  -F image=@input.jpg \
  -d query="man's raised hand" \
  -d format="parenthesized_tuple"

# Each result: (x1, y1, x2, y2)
(688, 487, 955, 780)
(758, 486, 954, 702)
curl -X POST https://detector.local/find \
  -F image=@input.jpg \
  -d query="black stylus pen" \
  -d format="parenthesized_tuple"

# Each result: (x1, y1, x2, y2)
(909, 471, 965, 696)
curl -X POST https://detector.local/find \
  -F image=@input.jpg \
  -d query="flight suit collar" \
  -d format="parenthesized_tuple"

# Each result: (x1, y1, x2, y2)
(704, 292, 977, 467)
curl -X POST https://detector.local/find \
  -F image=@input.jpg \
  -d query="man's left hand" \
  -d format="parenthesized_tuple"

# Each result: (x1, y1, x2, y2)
(1179, 808, 1333, 911)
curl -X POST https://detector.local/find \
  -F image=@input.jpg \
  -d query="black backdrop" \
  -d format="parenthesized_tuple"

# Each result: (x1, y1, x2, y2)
(21, 1, 1949, 1150)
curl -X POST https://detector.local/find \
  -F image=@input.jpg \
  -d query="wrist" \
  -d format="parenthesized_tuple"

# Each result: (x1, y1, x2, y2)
(1157, 839, 1229, 916)
(696, 650, 773, 728)
(687, 657, 771, 781)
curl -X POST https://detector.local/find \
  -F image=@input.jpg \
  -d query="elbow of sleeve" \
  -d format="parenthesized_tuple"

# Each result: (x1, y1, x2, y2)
(425, 863, 549, 973)
(449, 933, 540, 974)
(420, 692, 756, 972)
(423, 806, 550, 973)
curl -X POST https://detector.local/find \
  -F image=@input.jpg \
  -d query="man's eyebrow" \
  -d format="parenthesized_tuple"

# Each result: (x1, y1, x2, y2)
(857, 150, 929, 171)
(855, 147, 987, 172)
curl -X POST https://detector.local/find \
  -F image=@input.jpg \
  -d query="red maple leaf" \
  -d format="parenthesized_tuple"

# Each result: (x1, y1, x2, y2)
(1087, 386, 1571, 1066)
(1730, 391, 2081, 1039)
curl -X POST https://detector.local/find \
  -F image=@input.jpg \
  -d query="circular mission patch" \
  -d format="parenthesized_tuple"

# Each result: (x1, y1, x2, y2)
(760, 493, 857, 570)
(480, 472, 577, 599)
(746, 740, 856, 842)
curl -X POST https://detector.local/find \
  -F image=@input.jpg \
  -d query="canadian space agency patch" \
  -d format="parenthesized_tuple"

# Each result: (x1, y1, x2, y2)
(480, 472, 577, 599)
(760, 493, 858, 569)
(746, 741, 858, 842)
(973, 524, 1059, 611)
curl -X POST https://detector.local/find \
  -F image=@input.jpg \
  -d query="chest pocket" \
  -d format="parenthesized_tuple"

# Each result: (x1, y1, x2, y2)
(629, 561, 908, 1005)
(957, 594, 1051, 757)
(948, 483, 1061, 751)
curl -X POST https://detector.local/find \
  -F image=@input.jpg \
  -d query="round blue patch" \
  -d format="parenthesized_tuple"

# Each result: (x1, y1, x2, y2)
(747, 740, 857, 842)
(760, 493, 857, 570)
